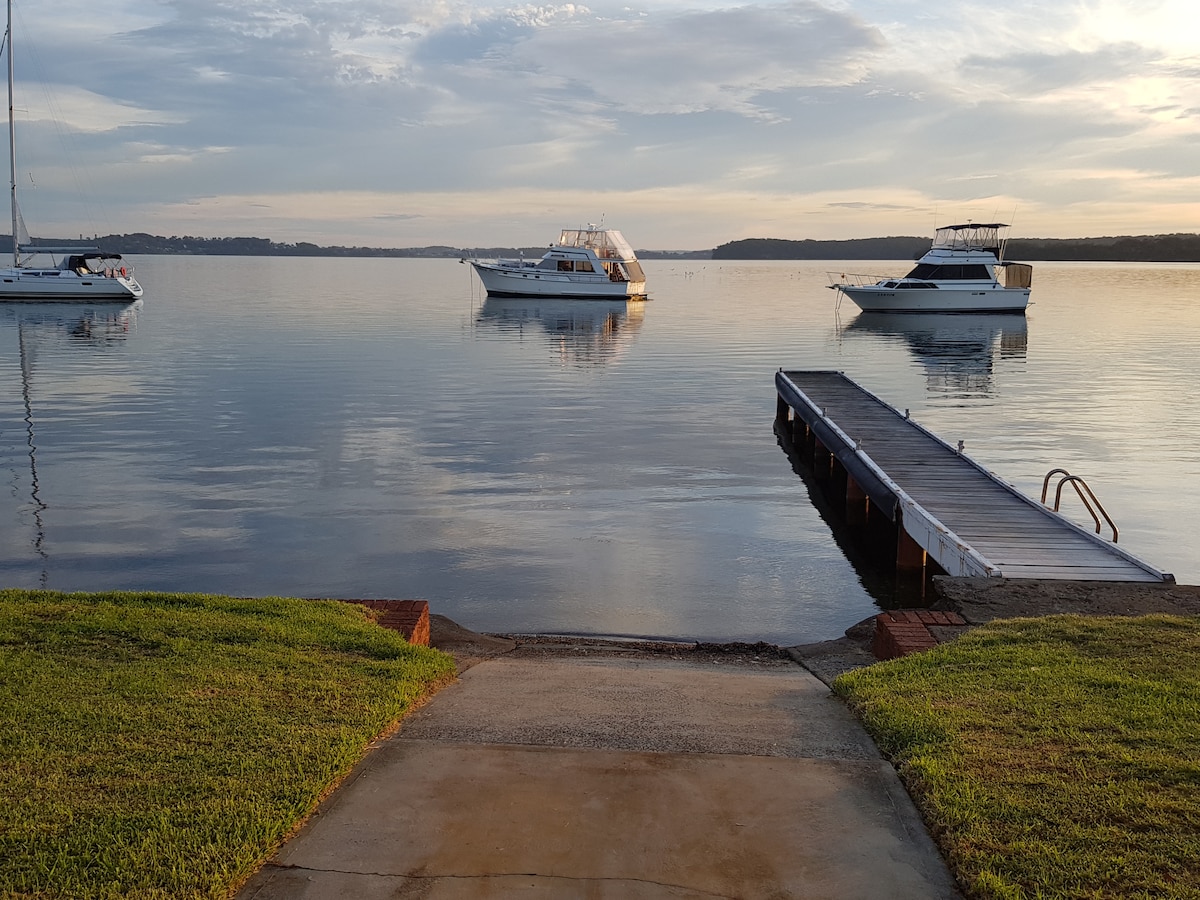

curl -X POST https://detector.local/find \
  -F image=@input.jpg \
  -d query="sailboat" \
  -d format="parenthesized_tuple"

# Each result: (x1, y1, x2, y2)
(0, 0, 142, 302)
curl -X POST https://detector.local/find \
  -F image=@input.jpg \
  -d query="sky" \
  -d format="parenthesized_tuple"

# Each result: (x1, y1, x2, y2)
(6, 0, 1200, 250)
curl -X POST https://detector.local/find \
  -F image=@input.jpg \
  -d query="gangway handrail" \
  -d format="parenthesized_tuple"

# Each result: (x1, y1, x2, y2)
(1041, 468, 1118, 542)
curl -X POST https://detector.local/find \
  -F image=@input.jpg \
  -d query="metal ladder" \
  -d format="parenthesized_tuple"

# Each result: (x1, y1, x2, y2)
(1041, 468, 1119, 542)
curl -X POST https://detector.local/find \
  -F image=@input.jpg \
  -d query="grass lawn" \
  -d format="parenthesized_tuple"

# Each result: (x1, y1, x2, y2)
(0, 589, 456, 899)
(835, 614, 1200, 899)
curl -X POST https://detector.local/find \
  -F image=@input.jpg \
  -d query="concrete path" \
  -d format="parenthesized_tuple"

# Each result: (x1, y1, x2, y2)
(238, 636, 961, 899)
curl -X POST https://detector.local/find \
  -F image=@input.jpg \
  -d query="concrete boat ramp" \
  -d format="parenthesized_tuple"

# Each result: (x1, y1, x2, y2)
(239, 628, 961, 899)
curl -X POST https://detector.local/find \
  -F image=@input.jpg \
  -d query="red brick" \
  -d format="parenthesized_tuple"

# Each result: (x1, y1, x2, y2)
(339, 599, 431, 646)
(922, 610, 966, 626)
(873, 613, 938, 660)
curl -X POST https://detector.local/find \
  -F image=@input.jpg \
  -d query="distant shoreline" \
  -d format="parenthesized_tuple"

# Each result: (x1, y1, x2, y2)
(15, 231, 1200, 263)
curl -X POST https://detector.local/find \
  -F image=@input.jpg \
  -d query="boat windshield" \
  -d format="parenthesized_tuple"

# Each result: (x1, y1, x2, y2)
(930, 223, 1006, 255)
(903, 263, 994, 280)
(557, 228, 636, 261)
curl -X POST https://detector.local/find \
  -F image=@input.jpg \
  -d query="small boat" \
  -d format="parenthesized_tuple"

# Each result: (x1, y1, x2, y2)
(828, 223, 1031, 313)
(464, 226, 647, 299)
(0, 0, 143, 303)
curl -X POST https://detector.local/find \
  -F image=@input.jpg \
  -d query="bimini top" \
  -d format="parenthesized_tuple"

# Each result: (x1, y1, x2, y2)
(929, 223, 1011, 257)
(554, 227, 638, 262)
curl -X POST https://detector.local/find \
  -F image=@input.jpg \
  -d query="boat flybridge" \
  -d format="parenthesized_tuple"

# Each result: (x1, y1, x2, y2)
(465, 225, 647, 299)
(828, 223, 1032, 313)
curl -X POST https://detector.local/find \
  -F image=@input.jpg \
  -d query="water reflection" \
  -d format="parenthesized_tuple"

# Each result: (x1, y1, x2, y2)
(1, 302, 141, 585)
(477, 297, 645, 366)
(774, 421, 933, 610)
(843, 312, 1027, 397)
(1, 301, 141, 343)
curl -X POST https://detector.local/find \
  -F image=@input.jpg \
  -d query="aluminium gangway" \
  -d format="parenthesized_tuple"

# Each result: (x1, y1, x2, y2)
(775, 370, 1173, 583)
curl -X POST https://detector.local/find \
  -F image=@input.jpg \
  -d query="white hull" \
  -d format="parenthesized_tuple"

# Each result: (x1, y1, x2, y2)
(838, 285, 1030, 314)
(0, 268, 143, 302)
(471, 262, 646, 299)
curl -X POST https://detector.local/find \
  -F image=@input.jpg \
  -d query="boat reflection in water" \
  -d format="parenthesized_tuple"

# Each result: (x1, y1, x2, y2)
(2, 301, 141, 584)
(477, 297, 646, 367)
(842, 311, 1027, 398)
(2, 300, 141, 342)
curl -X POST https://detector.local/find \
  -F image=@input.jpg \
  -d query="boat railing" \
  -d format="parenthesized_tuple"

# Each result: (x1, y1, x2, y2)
(827, 271, 892, 288)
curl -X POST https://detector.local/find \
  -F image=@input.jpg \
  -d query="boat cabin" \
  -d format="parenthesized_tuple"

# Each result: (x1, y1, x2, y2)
(529, 228, 646, 284)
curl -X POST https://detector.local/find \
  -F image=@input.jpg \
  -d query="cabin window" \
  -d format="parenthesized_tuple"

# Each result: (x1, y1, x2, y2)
(904, 263, 991, 280)
(574, 261, 595, 273)
(557, 260, 572, 271)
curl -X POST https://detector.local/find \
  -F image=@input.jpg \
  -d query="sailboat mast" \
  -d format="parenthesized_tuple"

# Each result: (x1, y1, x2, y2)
(6, 0, 16, 266)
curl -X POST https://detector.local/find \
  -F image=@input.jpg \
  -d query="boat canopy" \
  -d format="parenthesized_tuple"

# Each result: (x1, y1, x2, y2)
(557, 227, 637, 261)
(20, 245, 123, 259)
(1000, 262, 1033, 288)
(930, 223, 1009, 256)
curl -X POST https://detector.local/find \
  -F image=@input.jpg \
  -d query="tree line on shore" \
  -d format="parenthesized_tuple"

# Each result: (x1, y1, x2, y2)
(14, 231, 1200, 261)
(712, 233, 1200, 261)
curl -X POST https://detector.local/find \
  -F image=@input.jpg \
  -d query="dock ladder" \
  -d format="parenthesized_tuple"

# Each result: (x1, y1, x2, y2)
(1041, 468, 1119, 542)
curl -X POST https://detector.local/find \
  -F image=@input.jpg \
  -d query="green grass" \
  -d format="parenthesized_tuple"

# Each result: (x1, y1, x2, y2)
(0, 589, 456, 899)
(834, 614, 1200, 899)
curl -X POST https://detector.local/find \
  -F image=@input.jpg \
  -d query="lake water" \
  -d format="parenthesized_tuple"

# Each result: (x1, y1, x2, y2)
(1, 257, 1197, 644)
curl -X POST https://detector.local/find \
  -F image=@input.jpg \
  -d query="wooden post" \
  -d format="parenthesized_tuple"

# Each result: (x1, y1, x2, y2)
(812, 438, 831, 481)
(896, 526, 926, 575)
(845, 474, 868, 526)
(776, 394, 790, 424)
(791, 417, 805, 446)
(830, 457, 847, 501)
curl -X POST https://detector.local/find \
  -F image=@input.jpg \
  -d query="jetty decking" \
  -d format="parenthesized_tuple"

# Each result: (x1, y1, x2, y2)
(775, 370, 1172, 583)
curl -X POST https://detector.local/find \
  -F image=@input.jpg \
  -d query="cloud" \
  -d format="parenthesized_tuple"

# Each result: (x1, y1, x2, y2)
(490, 1, 884, 119)
(7, 0, 1200, 246)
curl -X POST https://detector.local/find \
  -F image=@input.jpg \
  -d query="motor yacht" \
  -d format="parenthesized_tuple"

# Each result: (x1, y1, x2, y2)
(829, 223, 1031, 313)
(465, 226, 647, 299)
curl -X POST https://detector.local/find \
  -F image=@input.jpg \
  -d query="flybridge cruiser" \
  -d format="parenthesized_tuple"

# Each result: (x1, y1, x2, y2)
(464, 226, 647, 299)
(828, 223, 1032, 313)
(0, 0, 142, 302)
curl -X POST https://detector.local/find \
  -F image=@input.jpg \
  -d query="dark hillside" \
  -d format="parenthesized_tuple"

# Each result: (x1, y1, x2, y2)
(712, 237, 929, 260)
(714, 233, 1200, 262)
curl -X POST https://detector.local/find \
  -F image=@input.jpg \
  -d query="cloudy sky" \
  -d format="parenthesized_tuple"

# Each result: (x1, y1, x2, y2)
(8, 0, 1200, 249)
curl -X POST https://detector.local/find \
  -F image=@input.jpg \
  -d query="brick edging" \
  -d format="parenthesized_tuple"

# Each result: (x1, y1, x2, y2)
(339, 599, 431, 646)
(872, 610, 966, 660)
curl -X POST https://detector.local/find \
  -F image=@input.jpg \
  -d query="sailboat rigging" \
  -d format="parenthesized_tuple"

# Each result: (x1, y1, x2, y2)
(0, 0, 142, 302)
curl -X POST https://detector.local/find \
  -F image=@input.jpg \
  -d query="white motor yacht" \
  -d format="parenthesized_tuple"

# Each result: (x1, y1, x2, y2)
(829, 223, 1031, 313)
(465, 226, 647, 299)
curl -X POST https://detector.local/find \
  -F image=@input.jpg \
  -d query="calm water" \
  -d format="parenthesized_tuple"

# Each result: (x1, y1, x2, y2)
(1, 257, 1197, 643)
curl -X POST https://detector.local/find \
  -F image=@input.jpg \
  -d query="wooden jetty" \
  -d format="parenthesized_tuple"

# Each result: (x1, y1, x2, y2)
(775, 370, 1173, 583)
